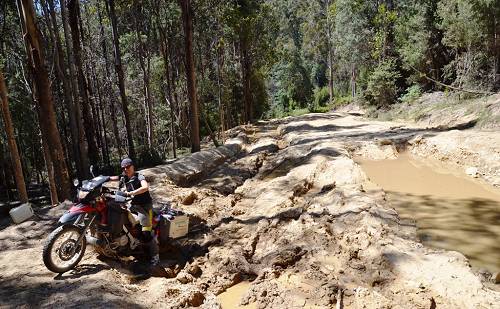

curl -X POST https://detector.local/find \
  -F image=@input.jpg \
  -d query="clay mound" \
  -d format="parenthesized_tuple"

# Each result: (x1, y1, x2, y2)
(142, 136, 246, 187)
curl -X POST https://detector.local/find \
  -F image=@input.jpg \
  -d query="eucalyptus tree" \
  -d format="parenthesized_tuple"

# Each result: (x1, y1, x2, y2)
(0, 69, 28, 203)
(17, 0, 71, 200)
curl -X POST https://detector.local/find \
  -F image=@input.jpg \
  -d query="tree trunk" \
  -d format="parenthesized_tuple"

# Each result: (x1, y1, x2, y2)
(494, 14, 500, 89)
(97, 1, 122, 160)
(216, 40, 226, 142)
(239, 32, 252, 123)
(326, 0, 334, 104)
(351, 65, 356, 97)
(106, 0, 135, 160)
(159, 29, 177, 158)
(197, 42, 220, 148)
(0, 142, 14, 201)
(39, 122, 59, 205)
(328, 50, 334, 102)
(0, 141, 7, 198)
(45, 0, 83, 179)
(68, 0, 99, 166)
(18, 0, 71, 200)
(81, 3, 104, 159)
(0, 70, 28, 203)
(134, 5, 154, 149)
(89, 63, 110, 166)
(60, 0, 89, 179)
(168, 38, 186, 148)
(179, 0, 200, 153)
(166, 96, 177, 158)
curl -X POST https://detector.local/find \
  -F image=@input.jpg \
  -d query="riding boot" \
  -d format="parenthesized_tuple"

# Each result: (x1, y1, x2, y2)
(148, 237, 160, 266)
(142, 231, 160, 266)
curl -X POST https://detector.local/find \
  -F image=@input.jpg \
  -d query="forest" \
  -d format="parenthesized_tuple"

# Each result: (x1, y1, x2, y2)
(1, 0, 499, 204)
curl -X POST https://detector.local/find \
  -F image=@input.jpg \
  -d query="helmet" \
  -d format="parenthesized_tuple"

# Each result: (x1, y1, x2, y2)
(121, 158, 134, 168)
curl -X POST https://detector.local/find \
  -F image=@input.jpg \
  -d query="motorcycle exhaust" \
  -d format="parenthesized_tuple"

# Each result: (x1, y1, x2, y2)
(86, 235, 104, 247)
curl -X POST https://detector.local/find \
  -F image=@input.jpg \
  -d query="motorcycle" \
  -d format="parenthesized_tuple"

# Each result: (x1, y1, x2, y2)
(42, 169, 188, 273)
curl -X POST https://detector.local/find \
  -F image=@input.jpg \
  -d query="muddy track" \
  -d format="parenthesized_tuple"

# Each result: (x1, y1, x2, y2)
(0, 112, 499, 308)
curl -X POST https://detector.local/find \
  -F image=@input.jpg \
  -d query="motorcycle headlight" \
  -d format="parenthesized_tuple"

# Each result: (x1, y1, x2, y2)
(73, 178, 80, 187)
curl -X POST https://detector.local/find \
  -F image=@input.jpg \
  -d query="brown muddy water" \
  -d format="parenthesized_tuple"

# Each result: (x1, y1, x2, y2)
(357, 153, 500, 273)
(217, 281, 256, 309)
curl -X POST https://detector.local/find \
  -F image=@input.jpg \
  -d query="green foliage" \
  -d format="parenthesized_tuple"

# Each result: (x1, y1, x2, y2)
(334, 0, 373, 87)
(399, 85, 422, 104)
(437, 0, 498, 90)
(251, 69, 270, 119)
(266, 0, 315, 117)
(372, 3, 397, 61)
(135, 146, 164, 168)
(334, 95, 353, 107)
(394, 1, 430, 83)
(313, 87, 330, 108)
(365, 58, 401, 107)
(288, 108, 310, 117)
(437, 0, 486, 49)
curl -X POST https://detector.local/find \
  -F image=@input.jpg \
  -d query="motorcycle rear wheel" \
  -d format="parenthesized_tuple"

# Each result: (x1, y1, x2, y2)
(43, 225, 87, 273)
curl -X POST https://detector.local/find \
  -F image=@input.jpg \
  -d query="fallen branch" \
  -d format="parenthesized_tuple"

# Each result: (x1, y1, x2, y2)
(409, 65, 495, 96)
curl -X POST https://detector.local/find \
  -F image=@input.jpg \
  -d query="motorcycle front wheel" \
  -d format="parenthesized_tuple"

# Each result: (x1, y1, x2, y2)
(42, 225, 87, 273)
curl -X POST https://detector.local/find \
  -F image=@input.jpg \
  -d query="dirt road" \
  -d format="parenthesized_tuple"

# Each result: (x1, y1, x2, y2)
(1, 112, 499, 308)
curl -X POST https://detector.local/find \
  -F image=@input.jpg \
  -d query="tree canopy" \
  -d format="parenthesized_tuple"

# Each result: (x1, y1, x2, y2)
(0, 0, 498, 201)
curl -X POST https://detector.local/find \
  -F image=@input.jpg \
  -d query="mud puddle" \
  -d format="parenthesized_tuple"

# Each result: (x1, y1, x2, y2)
(217, 281, 256, 309)
(357, 153, 500, 272)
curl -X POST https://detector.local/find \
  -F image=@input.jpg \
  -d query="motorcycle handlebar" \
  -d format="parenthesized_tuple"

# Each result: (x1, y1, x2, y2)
(103, 190, 132, 204)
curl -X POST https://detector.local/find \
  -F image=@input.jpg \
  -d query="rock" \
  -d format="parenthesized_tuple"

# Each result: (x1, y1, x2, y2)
(163, 267, 177, 278)
(182, 191, 198, 205)
(465, 167, 479, 178)
(292, 180, 313, 197)
(177, 271, 194, 284)
(271, 247, 305, 268)
(188, 291, 205, 307)
(150, 265, 176, 278)
(408, 134, 423, 145)
(188, 263, 202, 278)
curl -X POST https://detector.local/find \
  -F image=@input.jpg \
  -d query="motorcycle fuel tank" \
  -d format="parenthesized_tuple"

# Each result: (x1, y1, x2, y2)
(59, 203, 93, 224)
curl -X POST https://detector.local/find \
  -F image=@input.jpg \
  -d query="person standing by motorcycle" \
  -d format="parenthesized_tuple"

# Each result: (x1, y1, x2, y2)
(110, 158, 159, 267)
